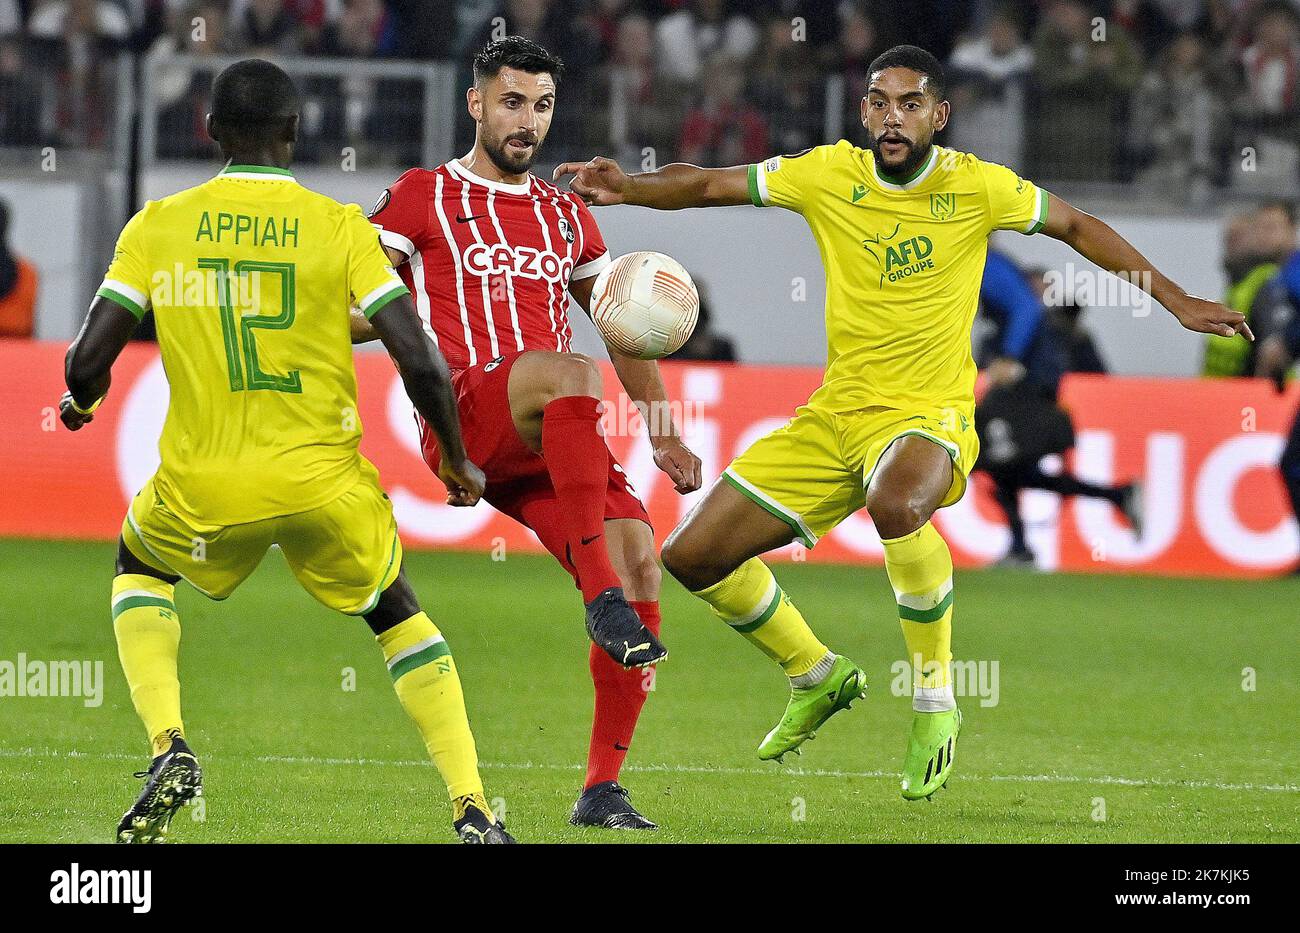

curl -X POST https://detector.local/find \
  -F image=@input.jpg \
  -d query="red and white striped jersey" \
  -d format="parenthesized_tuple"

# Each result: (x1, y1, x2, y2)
(368, 158, 611, 372)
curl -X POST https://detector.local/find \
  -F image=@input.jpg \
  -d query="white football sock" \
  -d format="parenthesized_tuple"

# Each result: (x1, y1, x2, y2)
(790, 651, 836, 688)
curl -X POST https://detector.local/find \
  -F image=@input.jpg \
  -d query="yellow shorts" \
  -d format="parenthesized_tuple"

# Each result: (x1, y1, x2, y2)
(121, 461, 403, 615)
(723, 403, 979, 547)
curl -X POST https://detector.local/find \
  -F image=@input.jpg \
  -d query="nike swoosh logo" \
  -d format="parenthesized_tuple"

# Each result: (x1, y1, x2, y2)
(622, 641, 651, 663)
(613, 743, 629, 751)
(581, 534, 602, 545)
(456, 213, 488, 224)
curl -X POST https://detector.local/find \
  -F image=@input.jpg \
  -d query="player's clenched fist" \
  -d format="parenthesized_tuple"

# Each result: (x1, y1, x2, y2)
(58, 391, 96, 431)
(438, 457, 486, 507)
(652, 436, 703, 494)
(553, 157, 628, 206)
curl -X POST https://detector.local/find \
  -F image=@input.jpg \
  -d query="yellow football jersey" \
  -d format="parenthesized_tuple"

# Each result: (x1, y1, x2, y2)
(97, 164, 408, 525)
(748, 141, 1047, 414)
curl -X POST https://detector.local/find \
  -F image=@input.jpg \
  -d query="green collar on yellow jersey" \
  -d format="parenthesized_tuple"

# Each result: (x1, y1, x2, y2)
(219, 163, 297, 181)
(870, 146, 939, 192)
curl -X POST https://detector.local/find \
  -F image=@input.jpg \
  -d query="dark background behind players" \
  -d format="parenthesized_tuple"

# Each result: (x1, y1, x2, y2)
(669, 279, 737, 362)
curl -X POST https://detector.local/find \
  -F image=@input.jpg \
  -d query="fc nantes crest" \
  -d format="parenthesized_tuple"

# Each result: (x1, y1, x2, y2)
(930, 192, 957, 221)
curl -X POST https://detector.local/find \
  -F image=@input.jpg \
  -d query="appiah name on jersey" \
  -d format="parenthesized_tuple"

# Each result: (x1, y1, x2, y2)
(748, 142, 1048, 414)
(194, 210, 300, 247)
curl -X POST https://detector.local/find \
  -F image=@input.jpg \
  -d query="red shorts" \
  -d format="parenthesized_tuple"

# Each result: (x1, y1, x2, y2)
(416, 351, 651, 555)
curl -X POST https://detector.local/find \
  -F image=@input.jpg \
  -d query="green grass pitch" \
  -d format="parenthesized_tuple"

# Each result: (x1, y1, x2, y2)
(1, 538, 1296, 843)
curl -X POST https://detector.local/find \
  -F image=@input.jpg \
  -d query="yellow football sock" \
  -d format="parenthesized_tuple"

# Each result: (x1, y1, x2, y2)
(882, 522, 956, 712)
(378, 613, 484, 800)
(111, 574, 184, 757)
(693, 558, 830, 678)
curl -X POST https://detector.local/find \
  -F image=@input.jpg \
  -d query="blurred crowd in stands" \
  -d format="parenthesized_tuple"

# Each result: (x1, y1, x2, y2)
(0, 0, 1298, 190)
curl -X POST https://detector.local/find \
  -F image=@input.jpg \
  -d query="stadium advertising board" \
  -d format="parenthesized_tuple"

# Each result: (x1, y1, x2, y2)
(2, 340, 1295, 578)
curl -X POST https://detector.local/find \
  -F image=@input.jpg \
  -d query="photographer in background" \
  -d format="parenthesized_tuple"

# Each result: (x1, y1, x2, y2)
(975, 251, 1140, 567)
(0, 198, 37, 338)
(1204, 201, 1296, 377)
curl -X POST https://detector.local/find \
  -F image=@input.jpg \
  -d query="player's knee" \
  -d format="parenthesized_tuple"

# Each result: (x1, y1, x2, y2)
(661, 531, 718, 592)
(659, 541, 693, 589)
(548, 353, 603, 401)
(866, 488, 930, 540)
(366, 573, 420, 636)
(620, 547, 662, 601)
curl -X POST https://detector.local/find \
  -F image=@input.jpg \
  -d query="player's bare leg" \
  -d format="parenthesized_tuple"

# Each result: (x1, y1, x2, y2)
(865, 435, 964, 801)
(864, 434, 951, 539)
(507, 349, 667, 668)
(604, 518, 661, 603)
(363, 569, 514, 843)
(112, 538, 201, 843)
(661, 479, 795, 591)
(663, 481, 867, 760)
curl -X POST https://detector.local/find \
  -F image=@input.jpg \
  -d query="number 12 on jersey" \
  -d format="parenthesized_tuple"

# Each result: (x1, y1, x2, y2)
(196, 257, 302, 394)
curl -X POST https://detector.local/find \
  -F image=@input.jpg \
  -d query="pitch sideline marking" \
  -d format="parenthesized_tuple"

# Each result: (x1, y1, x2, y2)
(1, 746, 1295, 794)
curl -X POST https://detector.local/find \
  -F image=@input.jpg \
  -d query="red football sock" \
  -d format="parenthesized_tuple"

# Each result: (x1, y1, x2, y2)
(585, 600, 661, 789)
(541, 396, 621, 603)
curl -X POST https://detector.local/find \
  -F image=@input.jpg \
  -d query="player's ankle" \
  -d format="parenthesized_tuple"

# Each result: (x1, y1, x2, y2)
(789, 651, 836, 688)
(150, 727, 186, 758)
(913, 684, 956, 712)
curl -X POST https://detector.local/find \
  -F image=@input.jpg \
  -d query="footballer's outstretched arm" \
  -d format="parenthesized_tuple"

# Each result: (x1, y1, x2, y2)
(60, 296, 141, 431)
(569, 275, 702, 494)
(368, 293, 485, 506)
(1041, 193, 1254, 341)
(554, 158, 751, 210)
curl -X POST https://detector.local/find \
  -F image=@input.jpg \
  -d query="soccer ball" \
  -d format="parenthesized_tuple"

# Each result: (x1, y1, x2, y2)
(590, 251, 700, 360)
